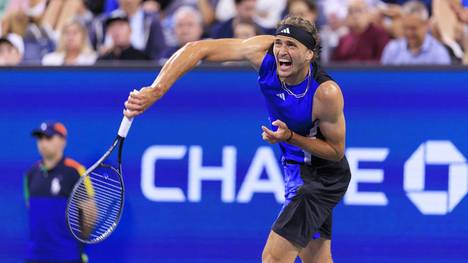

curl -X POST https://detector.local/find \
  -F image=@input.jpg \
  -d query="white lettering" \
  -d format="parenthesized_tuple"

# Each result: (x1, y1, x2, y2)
(141, 146, 187, 202)
(344, 148, 389, 206)
(237, 147, 285, 203)
(188, 146, 236, 202)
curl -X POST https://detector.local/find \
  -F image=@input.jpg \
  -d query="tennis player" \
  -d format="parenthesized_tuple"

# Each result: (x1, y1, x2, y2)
(125, 16, 351, 263)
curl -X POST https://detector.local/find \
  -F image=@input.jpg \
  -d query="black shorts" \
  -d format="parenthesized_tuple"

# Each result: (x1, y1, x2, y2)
(272, 157, 351, 248)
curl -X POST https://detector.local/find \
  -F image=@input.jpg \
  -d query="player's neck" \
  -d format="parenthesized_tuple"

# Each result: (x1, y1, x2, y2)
(284, 65, 310, 86)
(43, 153, 63, 170)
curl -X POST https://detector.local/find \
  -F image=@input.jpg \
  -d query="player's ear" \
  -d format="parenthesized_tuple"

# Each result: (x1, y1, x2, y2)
(306, 50, 314, 62)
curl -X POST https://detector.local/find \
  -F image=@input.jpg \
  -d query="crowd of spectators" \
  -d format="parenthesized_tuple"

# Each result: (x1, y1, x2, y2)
(0, 0, 467, 66)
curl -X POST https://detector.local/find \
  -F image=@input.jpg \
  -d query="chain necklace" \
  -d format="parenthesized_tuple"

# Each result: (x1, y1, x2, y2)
(280, 69, 311, 99)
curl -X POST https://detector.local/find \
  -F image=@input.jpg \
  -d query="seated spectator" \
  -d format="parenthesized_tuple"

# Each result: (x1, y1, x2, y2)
(255, 0, 286, 32)
(0, 33, 24, 65)
(156, 0, 202, 46)
(331, 0, 390, 63)
(222, 18, 260, 66)
(160, 6, 203, 61)
(381, 0, 450, 65)
(233, 18, 261, 39)
(319, 0, 348, 63)
(98, 14, 149, 61)
(286, 0, 318, 24)
(375, 0, 432, 38)
(1, 8, 55, 64)
(92, 0, 166, 60)
(190, 0, 281, 32)
(42, 20, 96, 65)
(211, 0, 260, 39)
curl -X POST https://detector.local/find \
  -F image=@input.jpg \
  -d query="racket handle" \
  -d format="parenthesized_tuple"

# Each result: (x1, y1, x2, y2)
(118, 116, 133, 138)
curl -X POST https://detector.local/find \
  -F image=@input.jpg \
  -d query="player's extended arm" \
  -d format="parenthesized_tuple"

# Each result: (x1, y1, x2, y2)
(262, 81, 346, 161)
(124, 36, 275, 118)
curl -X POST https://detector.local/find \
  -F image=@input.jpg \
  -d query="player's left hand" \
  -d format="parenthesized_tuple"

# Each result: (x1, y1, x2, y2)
(261, 119, 292, 144)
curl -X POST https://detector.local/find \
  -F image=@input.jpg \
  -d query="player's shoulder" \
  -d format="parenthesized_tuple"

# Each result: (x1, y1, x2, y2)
(315, 80, 343, 103)
(314, 80, 344, 118)
(243, 35, 275, 70)
(64, 157, 86, 176)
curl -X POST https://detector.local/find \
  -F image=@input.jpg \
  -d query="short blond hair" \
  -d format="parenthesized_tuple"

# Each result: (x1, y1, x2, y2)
(57, 20, 94, 55)
(277, 15, 320, 59)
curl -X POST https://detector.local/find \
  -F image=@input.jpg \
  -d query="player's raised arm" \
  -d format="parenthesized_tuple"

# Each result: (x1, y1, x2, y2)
(124, 35, 274, 118)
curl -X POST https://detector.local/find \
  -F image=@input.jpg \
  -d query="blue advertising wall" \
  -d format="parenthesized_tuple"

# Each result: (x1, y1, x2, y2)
(0, 66, 467, 263)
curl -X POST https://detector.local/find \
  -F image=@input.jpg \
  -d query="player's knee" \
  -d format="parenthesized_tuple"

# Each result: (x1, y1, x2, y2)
(300, 255, 333, 263)
(319, 254, 333, 263)
(317, 252, 333, 263)
(262, 248, 283, 263)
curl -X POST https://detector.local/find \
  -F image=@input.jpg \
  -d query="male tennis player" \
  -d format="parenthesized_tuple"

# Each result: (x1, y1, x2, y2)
(125, 16, 351, 263)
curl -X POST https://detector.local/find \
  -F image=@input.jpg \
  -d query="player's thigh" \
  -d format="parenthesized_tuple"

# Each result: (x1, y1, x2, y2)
(262, 230, 300, 263)
(298, 238, 332, 263)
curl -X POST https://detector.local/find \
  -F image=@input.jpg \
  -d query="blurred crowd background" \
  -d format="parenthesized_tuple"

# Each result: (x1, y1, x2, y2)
(0, 0, 467, 66)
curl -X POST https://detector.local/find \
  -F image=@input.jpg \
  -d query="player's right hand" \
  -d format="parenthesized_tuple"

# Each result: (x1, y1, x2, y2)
(124, 86, 163, 118)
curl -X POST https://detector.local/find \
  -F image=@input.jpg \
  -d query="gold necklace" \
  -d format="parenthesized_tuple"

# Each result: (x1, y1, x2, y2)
(280, 69, 311, 99)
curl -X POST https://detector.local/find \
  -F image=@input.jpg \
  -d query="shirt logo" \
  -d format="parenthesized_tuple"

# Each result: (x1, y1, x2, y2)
(276, 93, 285, 101)
(51, 177, 61, 195)
(280, 28, 290, 34)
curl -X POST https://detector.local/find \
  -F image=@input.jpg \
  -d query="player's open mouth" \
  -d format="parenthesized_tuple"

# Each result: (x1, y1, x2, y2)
(278, 59, 292, 71)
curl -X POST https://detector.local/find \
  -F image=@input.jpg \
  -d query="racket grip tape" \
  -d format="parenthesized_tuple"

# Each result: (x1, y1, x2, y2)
(118, 116, 133, 138)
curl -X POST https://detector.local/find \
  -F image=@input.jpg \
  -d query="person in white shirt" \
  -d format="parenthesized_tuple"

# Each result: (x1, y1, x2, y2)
(42, 20, 96, 65)
(381, 0, 451, 65)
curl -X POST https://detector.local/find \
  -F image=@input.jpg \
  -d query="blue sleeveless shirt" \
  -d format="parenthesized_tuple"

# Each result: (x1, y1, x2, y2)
(258, 49, 332, 164)
(258, 49, 337, 200)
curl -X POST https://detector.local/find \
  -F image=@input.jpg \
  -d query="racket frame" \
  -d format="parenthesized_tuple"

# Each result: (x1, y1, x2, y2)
(66, 135, 126, 244)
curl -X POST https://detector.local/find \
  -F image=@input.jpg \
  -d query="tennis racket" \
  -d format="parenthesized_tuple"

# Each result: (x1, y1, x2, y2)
(66, 115, 133, 244)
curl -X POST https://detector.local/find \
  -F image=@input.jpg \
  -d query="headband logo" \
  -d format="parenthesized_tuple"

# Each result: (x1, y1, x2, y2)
(280, 27, 290, 34)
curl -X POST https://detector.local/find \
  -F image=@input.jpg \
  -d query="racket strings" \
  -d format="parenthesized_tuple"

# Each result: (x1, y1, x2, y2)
(68, 164, 123, 242)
